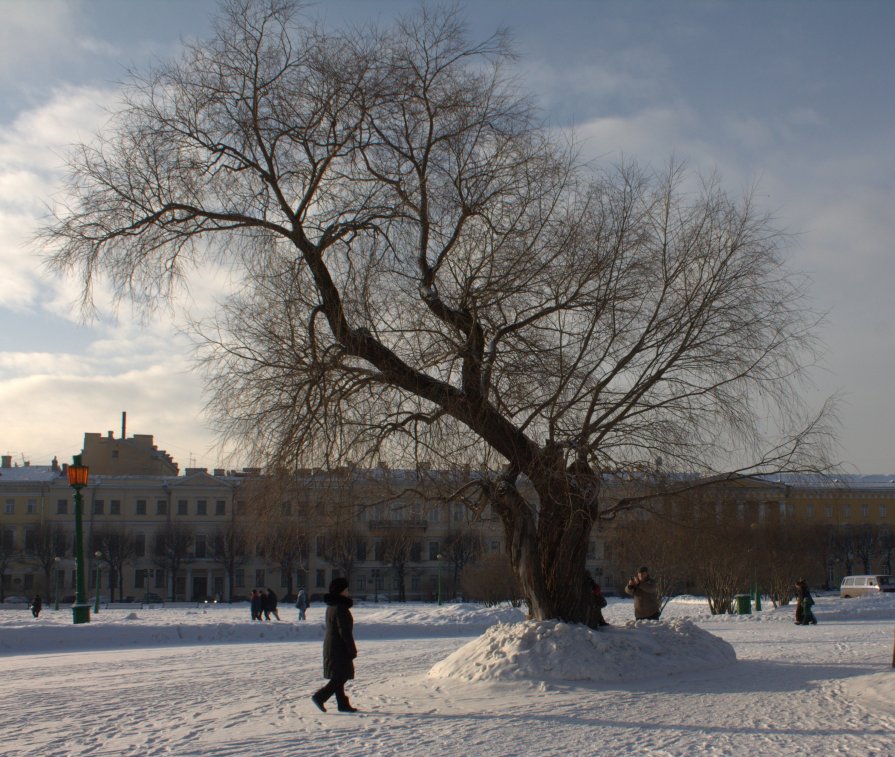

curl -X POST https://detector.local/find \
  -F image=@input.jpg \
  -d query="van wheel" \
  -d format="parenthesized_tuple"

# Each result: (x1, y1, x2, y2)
(843, 594, 851, 598)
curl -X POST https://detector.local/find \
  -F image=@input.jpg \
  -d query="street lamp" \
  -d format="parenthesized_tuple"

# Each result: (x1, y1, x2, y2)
(94, 551, 103, 614)
(436, 553, 443, 606)
(67, 455, 91, 624)
(53, 556, 60, 611)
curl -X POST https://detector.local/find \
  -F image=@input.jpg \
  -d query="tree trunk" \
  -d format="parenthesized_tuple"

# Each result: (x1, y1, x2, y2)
(490, 459, 600, 627)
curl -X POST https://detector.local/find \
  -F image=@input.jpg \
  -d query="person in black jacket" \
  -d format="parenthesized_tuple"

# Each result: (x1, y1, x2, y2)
(311, 577, 358, 713)
(265, 587, 281, 621)
(30, 594, 42, 618)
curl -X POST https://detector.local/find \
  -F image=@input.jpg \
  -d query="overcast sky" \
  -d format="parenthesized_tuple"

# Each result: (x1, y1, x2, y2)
(1, 0, 893, 473)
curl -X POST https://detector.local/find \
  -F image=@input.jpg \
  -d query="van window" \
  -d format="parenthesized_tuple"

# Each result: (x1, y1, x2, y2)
(880, 576, 893, 587)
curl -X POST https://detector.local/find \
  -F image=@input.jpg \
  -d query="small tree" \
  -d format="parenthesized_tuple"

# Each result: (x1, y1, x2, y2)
(461, 553, 523, 607)
(29, 522, 68, 595)
(211, 521, 249, 602)
(153, 523, 194, 601)
(92, 527, 136, 602)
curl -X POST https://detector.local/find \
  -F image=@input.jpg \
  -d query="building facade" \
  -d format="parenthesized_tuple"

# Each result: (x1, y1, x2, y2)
(3, 433, 895, 603)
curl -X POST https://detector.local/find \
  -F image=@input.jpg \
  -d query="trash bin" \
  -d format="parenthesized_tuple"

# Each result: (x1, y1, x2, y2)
(734, 594, 752, 615)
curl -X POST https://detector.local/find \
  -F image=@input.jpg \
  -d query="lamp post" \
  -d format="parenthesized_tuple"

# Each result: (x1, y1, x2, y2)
(94, 551, 103, 614)
(67, 455, 90, 624)
(53, 556, 60, 611)
(436, 553, 443, 606)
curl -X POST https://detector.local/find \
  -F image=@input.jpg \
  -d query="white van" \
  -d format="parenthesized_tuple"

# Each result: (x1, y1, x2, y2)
(839, 575, 895, 598)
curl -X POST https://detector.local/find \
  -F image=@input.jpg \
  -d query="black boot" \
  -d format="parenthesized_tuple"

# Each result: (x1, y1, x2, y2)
(311, 693, 327, 712)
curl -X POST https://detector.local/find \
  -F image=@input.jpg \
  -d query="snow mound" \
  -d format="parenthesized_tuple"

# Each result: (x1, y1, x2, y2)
(428, 618, 736, 683)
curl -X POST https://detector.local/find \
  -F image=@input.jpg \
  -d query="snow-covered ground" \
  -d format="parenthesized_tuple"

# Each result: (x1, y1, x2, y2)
(2, 593, 894, 756)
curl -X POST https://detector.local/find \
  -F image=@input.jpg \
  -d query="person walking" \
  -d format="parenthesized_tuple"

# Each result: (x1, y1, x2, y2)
(30, 594, 42, 618)
(625, 566, 661, 620)
(265, 587, 281, 621)
(296, 588, 309, 621)
(794, 579, 817, 625)
(250, 589, 263, 621)
(311, 577, 358, 713)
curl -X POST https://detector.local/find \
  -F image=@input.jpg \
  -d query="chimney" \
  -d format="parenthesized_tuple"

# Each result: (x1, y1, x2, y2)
(122, 411, 127, 439)
(1, 455, 10, 468)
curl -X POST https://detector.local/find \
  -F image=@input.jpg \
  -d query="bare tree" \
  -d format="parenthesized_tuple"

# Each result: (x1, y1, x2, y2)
(211, 521, 250, 602)
(153, 523, 194, 601)
(92, 527, 136, 602)
(440, 526, 483, 600)
(29, 522, 68, 595)
(43, 1, 834, 625)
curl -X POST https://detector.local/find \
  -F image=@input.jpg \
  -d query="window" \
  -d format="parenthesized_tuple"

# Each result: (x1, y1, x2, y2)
(316, 535, 326, 557)
(177, 500, 188, 516)
(197, 500, 207, 516)
(135, 500, 147, 516)
(156, 500, 167, 516)
(453, 504, 463, 522)
(410, 542, 422, 561)
(57, 499, 68, 515)
(135, 568, 146, 589)
(806, 503, 815, 518)
(2, 528, 14, 550)
(110, 500, 121, 515)
(195, 534, 207, 558)
(235, 569, 245, 589)
(356, 540, 367, 561)
(27, 499, 36, 514)
(315, 569, 326, 588)
(861, 503, 869, 519)
(134, 534, 146, 557)
(825, 504, 833, 518)
(5, 499, 14, 515)
(93, 500, 105, 515)
(54, 532, 67, 556)
(881, 504, 888, 518)
(842, 504, 851, 519)
(255, 569, 266, 588)
(24, 527, 36, 553)
(428, 541, 439, 561)
(215, 500, 226, 516)
(154, 570, 165, 589)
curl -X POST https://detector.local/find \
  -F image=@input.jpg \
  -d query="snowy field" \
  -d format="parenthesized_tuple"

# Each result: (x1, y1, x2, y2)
(1, 593, 894, 756)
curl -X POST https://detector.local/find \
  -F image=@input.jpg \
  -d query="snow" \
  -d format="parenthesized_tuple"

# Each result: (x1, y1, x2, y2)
(2, 594, 894, 755)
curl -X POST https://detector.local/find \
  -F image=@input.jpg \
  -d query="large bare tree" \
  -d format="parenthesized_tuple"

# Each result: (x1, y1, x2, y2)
(43, 1, 833, 625)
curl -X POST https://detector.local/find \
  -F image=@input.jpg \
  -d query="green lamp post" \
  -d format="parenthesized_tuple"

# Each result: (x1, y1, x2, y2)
(436, 553, 443, 606)
(53, 556, 60, 611)
(94, 551, 103, 614)
(67, 455, 91, 624)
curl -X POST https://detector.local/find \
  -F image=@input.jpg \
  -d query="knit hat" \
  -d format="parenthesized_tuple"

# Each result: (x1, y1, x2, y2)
(638, 566, 649, 574)
(329, 577, 349, 594)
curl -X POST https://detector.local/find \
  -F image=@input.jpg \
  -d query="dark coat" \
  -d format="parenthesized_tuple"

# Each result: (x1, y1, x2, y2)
(323, 593, 357, 680)
(263, 589, 278, 612)
(296, 590, 309, 610)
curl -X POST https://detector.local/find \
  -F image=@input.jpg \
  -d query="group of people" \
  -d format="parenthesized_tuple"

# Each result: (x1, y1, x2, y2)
(249, 588, 281, 621)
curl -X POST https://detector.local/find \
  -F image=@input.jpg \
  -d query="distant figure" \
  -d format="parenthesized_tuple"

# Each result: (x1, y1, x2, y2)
(264, 587, 280, 621)
(584, 570, 609, 627)
(794, 579, 817, 625)
(30, 594, 42, 618)
(296, 588, 309, 621)
(311, 577, 358, 713)
(625, 566, 661, 620)
(250, 589, 263, 621)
